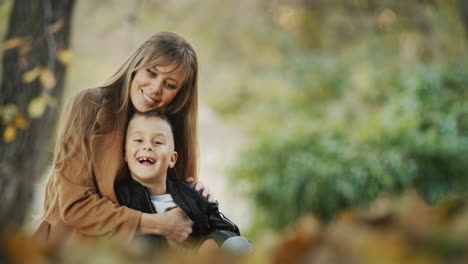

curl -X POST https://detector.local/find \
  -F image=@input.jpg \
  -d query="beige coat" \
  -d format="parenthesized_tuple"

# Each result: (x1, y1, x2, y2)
(33, 88, 141, 247)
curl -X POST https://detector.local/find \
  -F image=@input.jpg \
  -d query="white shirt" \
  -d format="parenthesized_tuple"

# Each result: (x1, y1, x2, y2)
(151, 193, 188, 252)
(150, 193, 177, 213)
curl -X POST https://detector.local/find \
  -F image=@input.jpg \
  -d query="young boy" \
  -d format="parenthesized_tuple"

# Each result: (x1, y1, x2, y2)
(114, 111, 251, 254)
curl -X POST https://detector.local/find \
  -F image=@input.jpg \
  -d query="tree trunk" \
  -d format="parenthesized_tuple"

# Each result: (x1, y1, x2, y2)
(459, 0, 468, 39)
(0, 0, 75, 234)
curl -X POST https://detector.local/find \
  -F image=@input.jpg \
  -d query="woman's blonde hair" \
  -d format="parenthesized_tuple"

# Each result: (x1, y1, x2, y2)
(42, 32, 199, 218)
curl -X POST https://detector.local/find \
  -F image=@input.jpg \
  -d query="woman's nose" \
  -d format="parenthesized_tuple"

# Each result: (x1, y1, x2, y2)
(150, 79, 163, 95)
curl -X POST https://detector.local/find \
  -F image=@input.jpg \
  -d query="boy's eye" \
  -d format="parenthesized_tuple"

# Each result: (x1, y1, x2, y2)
(146, 69, 157, 77)
(133, 139, 143, 143)
(154, 141, 163, 145)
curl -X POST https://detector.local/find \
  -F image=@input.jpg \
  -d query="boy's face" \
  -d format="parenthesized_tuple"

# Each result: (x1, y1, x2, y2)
(125, 115, 177, 185)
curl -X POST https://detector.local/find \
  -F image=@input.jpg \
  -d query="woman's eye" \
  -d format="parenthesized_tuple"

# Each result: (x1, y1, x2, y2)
(146, 69, 157, 77)
(165, 82, 176, 89)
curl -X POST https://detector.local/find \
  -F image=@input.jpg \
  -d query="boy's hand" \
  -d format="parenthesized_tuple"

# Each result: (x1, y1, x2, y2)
(186, 177, 215, 203)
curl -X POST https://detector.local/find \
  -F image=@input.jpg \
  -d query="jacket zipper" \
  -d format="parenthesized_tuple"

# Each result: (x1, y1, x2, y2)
(220, 212, 237, 232)
(144, 189, 156, 213)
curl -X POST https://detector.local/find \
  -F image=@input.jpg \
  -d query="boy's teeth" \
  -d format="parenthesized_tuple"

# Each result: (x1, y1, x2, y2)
(137, 157, 155, 163)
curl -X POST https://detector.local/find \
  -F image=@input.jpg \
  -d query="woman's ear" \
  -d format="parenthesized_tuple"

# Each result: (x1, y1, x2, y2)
(169, 151, 178, 168)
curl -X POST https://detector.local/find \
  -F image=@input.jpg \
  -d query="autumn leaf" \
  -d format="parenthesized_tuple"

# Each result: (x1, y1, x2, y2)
(22, 66, 41, 83)
(377, 9, 397, 29)
(40, 68, 56, 90)
(28, 96, 47, 118)
(19, 42, 32, 68)
(46, 95, 57, 107)
(6, 233, 49, 264)
(56, 49, 73, 65)
(3, 125, 16, 143)
(27, 95, 56, 119)
(14, 114, 27, 129)
(0, 104, 19, 123)
(3, 37, 23, 50)
(48, 18, 64, 34)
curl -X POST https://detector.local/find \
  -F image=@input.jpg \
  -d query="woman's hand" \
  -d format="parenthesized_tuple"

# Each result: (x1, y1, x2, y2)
(161, 208, 194, 243)
(186, 177, 215, 203)
(138, 207, 193, 244)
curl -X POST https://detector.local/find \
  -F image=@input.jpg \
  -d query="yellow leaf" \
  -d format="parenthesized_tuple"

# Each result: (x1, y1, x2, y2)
(28, 96, 47, 118)
(0, 104, 19, 123)
(3, 125, 16, 143)
(14, 114, 27, 129)
(40, 68, 56, 90)
(377, 9, 397, 29)
(48, 19, 64, 34)
(44, 94, 57, 107)
(22, 66, 41, 83)
(6, 233, 49, 264)
(56, 49, 73, 65)
(3, 37, 23, 50)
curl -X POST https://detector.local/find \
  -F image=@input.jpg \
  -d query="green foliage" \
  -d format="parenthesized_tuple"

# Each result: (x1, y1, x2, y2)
(222, 1, 468, 232)
(235, 61, 468, 231)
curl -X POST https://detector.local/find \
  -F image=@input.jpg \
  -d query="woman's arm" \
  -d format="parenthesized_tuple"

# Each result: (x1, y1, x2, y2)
(57, 138, 197, 243)
(56, 146, 141, 241)
(138, 208, 193, 244)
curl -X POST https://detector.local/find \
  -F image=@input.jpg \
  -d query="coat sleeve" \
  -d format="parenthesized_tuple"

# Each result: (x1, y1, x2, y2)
(52, 89, 142, 242)
(57, 157, 141, 241)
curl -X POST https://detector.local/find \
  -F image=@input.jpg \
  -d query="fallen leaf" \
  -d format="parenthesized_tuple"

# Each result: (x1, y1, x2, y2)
(3, 125, 16, 143)
(40, 68, 56, 90)
(14, 114, 27, 129)
(6, 233, 50, 264)
(48, 19, 64, 34)
(0, 104, 19, 123)
(19, 42, 32, 68)
(28, 96, 47, 118)
(3, 37, 23, 50)
(22, 66, 41, 83)
(43, 94, 57, 106)
(56, 49, 73, 65)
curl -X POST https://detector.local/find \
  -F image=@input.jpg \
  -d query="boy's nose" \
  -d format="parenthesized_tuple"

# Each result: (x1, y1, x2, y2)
(143, 145, 153, 151)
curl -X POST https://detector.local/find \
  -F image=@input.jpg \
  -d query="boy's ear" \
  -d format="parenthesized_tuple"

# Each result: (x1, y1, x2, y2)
(169, 151, 178, 168)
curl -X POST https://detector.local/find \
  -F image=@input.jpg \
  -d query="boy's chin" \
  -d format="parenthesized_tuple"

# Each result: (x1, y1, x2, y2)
(131, 173, 166, 185)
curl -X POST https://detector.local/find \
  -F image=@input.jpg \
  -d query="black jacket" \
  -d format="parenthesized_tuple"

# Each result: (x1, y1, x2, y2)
(115, 176, 240, 249)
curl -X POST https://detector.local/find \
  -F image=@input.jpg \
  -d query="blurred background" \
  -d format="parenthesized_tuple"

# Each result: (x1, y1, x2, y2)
(1, 0, 468, 252)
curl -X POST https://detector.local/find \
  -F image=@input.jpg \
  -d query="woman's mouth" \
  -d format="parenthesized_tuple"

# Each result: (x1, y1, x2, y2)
(141, 89, 157, 106)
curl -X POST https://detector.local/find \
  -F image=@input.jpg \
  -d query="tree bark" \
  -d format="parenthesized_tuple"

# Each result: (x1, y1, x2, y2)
(0, 0, 75, 234)
(459, 0, 468, 40)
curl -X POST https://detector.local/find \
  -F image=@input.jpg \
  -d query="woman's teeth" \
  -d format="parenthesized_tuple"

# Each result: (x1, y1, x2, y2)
(142, 90, 156, 104)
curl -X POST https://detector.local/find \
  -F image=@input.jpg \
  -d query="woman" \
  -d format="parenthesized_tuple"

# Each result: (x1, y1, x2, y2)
(34, 32, 211, 247)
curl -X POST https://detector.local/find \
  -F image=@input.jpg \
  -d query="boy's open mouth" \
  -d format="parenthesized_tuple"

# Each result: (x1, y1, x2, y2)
(137, 156, 155, 165)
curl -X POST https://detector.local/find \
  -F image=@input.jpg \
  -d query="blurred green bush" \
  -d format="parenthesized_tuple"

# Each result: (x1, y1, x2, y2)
(215, 1, 468, 233)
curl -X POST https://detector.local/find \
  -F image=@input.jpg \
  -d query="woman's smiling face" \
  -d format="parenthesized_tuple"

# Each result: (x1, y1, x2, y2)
(130, 62, 186, 112)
